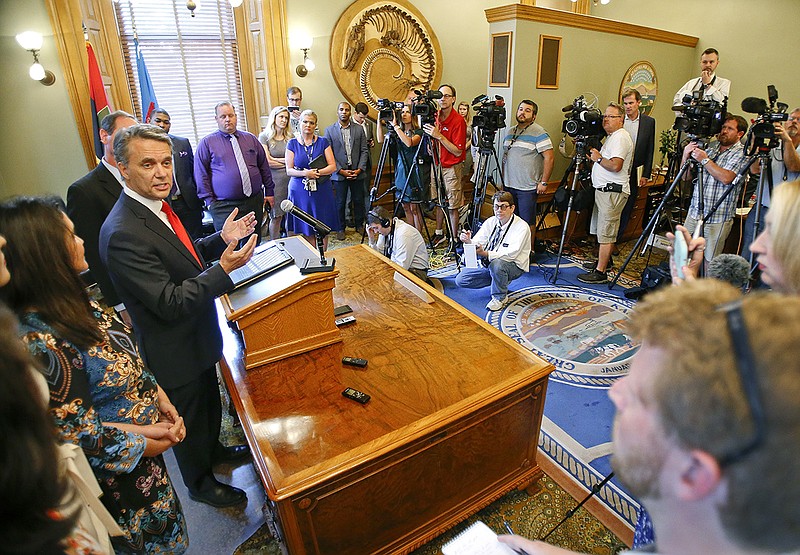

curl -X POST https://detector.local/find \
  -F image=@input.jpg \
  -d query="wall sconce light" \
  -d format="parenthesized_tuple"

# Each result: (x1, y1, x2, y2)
(229, 0, 244, 7)
(294, 33, 314, 78)
(186, 0, 197, 17)
(16, 31, 56, 86)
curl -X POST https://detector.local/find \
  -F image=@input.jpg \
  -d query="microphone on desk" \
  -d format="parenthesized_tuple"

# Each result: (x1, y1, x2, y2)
(280, 200, 332, 237)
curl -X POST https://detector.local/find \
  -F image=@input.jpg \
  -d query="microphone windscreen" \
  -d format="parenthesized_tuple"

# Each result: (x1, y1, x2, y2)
(427, 90, 444, 99)
(741, 97, 768, 114)
(561, 104, 574, 112)
(708, 254, 750, 288)
(280, 199, 294, 212)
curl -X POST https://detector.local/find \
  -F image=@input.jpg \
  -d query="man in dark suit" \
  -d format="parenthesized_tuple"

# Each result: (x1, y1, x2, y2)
(100, 124, 258, 508)
(325, 101, 369, 240)
(353, 102, 375, 217)
(617, 89, 656, 241)
(149, 108, 205, 238)
(66, 110, 138, 323)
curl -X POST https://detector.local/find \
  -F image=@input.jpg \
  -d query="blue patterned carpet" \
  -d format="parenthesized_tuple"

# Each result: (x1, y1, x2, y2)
(433, 250, 642, 536)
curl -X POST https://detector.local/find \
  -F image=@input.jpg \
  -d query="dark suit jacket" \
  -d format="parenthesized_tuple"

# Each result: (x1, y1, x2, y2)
(324, 122, 369, 181)
(630, 113, 656, 183)
(99, 194, 232, 389)
(66, 163, 123, 306)
(170, 134, 202, 210)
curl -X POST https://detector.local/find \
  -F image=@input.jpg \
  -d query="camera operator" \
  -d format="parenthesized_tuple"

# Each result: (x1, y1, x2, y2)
(286, 86, 304, 136)
(577, 103, 633, 284)
(501, 100, 554, 256)
(422, 84, 467, 247)
(673, 48, 731, 109)
(681, 114, 749, 263)
(456, 191, 531, 311)
(366, 206, 430, 283)
(376, 103, 428, 232)
(743, 108, 800, 256)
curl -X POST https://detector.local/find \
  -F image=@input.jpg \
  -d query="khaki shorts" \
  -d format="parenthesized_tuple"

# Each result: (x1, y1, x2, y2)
(430, 165, 463, 209)
(590, 190, 628, 244)
(684, 215, 734, 263)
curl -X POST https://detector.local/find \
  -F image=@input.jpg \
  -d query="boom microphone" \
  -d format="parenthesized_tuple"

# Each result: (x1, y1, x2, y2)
(561, 104, 575, 112)
(741, 97, 769, 114)
(708, 253, 750, 288)
(280, 200, 332, 236)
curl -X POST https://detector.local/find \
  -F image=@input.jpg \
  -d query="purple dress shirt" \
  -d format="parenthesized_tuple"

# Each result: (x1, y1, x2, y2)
(194, 129, 274, 203)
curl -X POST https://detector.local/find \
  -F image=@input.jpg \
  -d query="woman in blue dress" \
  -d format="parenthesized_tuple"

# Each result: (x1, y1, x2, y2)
(285, 109, 338, 249)
(0, 197, 188, 555)
(376, 104, 428, 233)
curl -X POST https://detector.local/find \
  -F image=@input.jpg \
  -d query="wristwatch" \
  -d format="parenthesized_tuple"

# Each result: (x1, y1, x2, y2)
(700, 158, 710, 166)
(597, 155, 603, 163)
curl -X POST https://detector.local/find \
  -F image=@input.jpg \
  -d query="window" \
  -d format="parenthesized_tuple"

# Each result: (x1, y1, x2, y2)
(114, 0, 246, 145)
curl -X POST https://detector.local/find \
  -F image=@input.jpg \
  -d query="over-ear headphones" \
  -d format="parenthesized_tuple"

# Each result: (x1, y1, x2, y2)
(369, 209, 391, 228)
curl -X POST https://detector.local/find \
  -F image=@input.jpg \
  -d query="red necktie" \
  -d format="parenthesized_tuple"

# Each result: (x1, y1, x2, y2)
(161, 201, 202, 266)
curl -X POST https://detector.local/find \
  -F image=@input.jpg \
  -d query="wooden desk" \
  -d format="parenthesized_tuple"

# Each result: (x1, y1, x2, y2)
(219, 244, 552, 554)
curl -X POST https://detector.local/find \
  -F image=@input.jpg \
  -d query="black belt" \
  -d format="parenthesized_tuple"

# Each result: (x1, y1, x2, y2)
(598, 183, 624, 193)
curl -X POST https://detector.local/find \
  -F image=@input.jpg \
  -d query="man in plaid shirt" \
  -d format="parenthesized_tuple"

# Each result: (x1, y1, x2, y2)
(681, 114, 748, 263)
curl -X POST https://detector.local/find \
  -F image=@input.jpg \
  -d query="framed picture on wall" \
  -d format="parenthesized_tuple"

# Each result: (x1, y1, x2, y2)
(490, 32, 512, 88)
(536, 35, 561, 89)
(619, 61, 658, 115)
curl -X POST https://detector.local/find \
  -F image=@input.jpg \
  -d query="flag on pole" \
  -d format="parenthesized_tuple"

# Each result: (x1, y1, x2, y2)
(86, 41, 110, 160)
(135, 38, 158, 122)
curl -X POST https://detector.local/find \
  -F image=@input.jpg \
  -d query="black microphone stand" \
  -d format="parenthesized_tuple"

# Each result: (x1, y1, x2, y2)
(300, 231, 336, 274)
(550, 137, 590, 283)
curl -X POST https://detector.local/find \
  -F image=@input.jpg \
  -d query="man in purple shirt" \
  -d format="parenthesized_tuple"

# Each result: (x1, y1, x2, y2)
(195, 101, 274, 242)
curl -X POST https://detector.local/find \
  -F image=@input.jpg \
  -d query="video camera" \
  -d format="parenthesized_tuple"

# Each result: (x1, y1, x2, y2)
(471, 95, 506, 132)
(377, 98, 405, 123)
(411, 89, 442, 125)
(741, 85, 789, 153)
(673, 90, 727, 138)
(562, 95, 603, 139)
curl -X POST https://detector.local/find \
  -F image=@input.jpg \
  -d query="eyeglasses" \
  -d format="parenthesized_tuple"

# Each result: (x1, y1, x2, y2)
(493, 203, 511, 210)
(715, 300, 765, 468)
(602, 115, 622, 119)
(440, 94, 454, 98)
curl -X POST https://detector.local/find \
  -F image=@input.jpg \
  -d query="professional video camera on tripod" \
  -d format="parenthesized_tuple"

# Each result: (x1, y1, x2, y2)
(469, 94, 506, 232)
(543, 95, 604, 282)
(610, 90, 727, 290)
(739, 85, 789, 270)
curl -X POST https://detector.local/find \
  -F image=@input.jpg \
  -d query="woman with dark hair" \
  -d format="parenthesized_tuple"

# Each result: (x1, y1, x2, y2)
(0, 197, 188, 554)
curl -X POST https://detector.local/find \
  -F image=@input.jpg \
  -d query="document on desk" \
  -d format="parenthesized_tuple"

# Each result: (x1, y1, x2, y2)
(441, 520, 517, 555)
(463, 243, 479, 268)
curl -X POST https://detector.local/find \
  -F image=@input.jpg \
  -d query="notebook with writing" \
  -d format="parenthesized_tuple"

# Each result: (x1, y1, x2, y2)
(441, 521, 518, 555)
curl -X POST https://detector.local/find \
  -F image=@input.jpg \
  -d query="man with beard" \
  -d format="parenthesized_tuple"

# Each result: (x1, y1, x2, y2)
(681, 114, 748, 263)
(743, 107, 800, 257)
(672, 48, 731, 107)
(501, 99, 554, 254)
(499, 280, 800, 554)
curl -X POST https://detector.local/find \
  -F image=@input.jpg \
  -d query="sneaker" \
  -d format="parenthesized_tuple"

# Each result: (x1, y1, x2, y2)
(486, 296, 507, 311)
(581, 256, 613, 271)
(577, 269, 608, 284)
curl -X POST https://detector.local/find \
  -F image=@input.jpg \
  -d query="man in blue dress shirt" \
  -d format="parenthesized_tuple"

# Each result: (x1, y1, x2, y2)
(195, 101, 274, 242)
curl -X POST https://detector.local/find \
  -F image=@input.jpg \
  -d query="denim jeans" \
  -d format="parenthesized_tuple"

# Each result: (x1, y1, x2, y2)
(455, 258, 524, 300)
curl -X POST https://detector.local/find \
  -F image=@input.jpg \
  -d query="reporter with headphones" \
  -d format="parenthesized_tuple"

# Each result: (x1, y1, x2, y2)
(366, 206, 431, 284)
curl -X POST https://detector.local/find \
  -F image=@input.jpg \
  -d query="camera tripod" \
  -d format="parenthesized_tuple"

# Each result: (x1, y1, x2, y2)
(469, 128, 504, 232)
(545, 137, 592, 283)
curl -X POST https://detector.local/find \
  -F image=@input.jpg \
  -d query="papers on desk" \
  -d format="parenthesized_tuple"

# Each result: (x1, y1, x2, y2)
(463, 243, 479, 268)
(441, 521, 517, 555)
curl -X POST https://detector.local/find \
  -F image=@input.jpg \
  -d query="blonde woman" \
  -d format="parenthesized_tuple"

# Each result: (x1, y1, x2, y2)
(260, 106, 292, 240)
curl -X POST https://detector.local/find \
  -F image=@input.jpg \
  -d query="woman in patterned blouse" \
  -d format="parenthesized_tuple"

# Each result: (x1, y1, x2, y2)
(0, 197, 189, 554)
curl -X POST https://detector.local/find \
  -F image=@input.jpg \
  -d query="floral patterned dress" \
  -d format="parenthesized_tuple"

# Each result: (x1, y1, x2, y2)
(19, 303, 188, 555)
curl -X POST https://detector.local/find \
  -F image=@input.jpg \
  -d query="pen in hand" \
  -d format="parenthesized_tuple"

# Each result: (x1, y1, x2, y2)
(502, 520, 528, 555)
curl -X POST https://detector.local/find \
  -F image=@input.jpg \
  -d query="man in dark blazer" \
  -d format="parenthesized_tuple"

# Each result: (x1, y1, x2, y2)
(66, 110, 137, 321)
(325, 101, 369, 240)
(617, 89, 656, 241)
(149, 108, 205, 238)
(100, 124, 258, 508)
(353, 102, 376, 218)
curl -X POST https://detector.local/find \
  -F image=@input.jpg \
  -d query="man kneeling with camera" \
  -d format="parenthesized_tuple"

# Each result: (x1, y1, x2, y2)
(457, 191, 531, 311)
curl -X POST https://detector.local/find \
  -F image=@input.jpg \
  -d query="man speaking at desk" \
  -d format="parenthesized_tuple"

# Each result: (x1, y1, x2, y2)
(100, 124, 257, 508)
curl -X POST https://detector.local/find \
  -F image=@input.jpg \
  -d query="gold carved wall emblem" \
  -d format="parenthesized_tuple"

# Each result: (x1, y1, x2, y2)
(330, 0, 443, 120)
